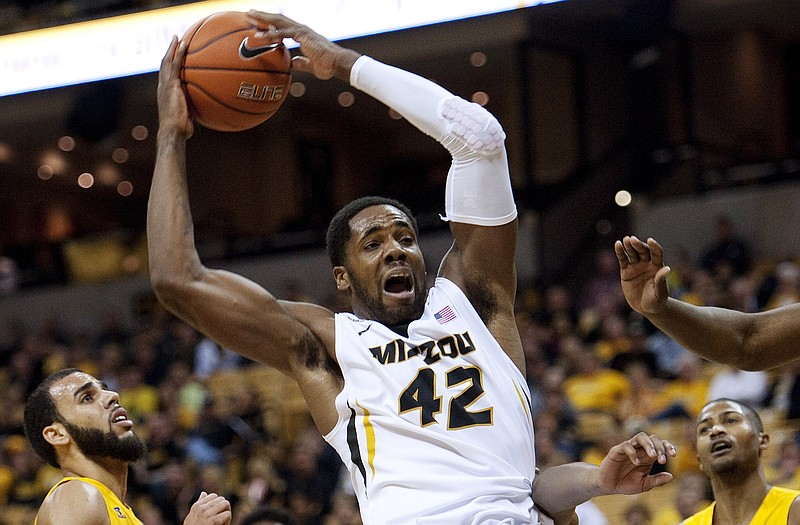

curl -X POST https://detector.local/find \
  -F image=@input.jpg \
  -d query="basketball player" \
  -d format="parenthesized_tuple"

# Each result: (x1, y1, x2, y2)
(681, 398, 800, 524)
(24, 368, 232, 525)
(616, 235, 800, 370)
(150, 12, 675, 524)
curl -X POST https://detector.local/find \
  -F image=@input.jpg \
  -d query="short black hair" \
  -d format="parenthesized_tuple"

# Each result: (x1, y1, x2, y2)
(325, 196, 418, 267)
(240, 506, 295, 525)
(701, 398, 764, 433)
(24, 368, 81, 469)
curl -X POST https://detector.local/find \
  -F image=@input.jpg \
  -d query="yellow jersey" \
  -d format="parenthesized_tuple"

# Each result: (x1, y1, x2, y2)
(35, 476, 142, 525)
(681, 486, 800, 524)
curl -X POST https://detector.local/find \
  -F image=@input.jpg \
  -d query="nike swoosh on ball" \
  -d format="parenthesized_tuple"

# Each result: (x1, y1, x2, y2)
(238, 38, 282, 59)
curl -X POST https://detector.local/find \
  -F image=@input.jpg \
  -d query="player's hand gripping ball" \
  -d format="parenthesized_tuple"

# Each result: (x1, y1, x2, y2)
(180, 11, 292, 132)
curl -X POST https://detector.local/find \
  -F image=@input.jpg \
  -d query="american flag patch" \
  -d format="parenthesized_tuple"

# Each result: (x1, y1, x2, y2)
(434, 306, 457, 324)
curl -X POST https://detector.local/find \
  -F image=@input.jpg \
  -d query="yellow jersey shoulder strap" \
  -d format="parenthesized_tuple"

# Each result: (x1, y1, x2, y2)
(750, 486, 800, 525)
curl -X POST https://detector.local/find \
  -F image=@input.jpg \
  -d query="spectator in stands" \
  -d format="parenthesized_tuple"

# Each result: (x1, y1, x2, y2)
(185, 397, 238, 467)
(2, 434, 56, 507)
(534, 424, 575, 472)
(644, 326, 693, 380)
(655, 354, 709, 419)
(563, 347, 630, 415)
(706, 365, 768, 408)
(574, 500, 609, 525)
(726, 274, 760, 313)
(324, 492, 362, 525)
(281, 428, 340, 520)
(0, 382, 26, 436)
(624, 502, 651, 525)
(148, 459, 201, 523)
(764, 261, 800, 311)
(0, 255, 19, 296)
(129, 329, 169, 386)
(536, 283, 580, 347)
(700, 214, 751, 280)
(765, 437, 800, 492)
(773, 361, 800, 421)
(579, 249, 627, 313)
(593, 313, 633, 363)
(117, 364, 160, 424)
(240, 505, 295, 525)
(651, 472, 710, 525)
(193, 336, 243, 380)
(609, 318, 662, 379)
(670, 419, 705, 478)
(618, 362, 662, 432)
(95, 342, 124, 393)
(679, 268, 725, 308)
(163, 360, 209, 427)
(663, 245, 697, 301)
(139, 411, 186, 474)
(235, 455, 287, 519)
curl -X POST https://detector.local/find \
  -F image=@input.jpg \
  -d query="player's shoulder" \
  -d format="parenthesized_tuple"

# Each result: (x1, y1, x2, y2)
(37, 478, 109, 525)
(280, 298, 336, 319)
(786, 488, 800, 525)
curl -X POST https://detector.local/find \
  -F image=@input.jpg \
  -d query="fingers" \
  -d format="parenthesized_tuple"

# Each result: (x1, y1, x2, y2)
(291, 55, 313, 74)
(617, 432, 677, 466)
(247, 10, 294, 35)
(654, 266, 672, 288)
(645, 471, 674, 491)
(159, 36, 186, 86)
(171, 39, 187, 78)
(617, 236, 664, 266)
(614, 240, 629, 268)
(646, 237, 664, 266)
(159, 36, 179, 81)
(191, 492, 232, 521)
(627, 236, 651, 264)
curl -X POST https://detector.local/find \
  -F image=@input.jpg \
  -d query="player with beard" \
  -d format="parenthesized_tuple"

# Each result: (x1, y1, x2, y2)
(682, 398, 800, 524)
(150, 12, 676, 525)
(24, 368, 232, 525)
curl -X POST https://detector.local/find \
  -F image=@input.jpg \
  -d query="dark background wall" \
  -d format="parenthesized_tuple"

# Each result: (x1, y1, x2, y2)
(1, 0, 799, 318)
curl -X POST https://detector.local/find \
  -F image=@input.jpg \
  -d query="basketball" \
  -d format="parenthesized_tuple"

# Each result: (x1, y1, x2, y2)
(179, 11, 292, 132)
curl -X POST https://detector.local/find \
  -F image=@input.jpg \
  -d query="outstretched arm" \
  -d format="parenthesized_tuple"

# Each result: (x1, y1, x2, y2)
(248, 12, 523, 368)
(148, 38, 334, 376)
(615, 235, 800, 370)
(533, 432, 675, 517)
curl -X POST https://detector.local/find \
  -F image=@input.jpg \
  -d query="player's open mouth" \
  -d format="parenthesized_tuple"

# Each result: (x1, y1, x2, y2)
(383, 270, 414, 299)
(111, 407, 133, 429)
(710, 439, 732, 455)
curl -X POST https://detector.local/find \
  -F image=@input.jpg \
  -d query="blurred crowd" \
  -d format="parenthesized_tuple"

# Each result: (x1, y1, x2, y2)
(2, 215, 800, 524)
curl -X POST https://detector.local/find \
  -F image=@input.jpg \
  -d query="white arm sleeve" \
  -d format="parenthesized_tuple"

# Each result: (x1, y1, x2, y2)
(350, 56, 517, 226)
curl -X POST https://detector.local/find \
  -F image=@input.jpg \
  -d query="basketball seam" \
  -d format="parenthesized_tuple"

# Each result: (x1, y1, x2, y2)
(182, 66, 290, 74)
(187, 27, 251, 55)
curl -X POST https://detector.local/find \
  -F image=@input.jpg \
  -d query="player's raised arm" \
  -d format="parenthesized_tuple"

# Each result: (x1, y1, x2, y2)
(247, 12, 522, 368)
(148, 37, 334, 375)
(248, 11, 517, 296)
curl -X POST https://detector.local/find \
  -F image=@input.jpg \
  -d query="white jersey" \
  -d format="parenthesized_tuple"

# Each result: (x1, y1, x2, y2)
(325, 277, 537, 525)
